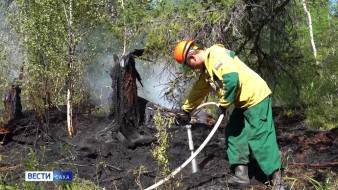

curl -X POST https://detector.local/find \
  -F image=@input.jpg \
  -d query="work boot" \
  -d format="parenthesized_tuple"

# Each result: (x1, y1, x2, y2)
(271, 170, 286, 190)
(227, 165, 250, 189)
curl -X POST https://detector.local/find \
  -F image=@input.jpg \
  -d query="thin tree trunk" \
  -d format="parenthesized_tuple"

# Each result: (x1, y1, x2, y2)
(301, 0, 319, 66)
(270, 0, 275, 58)
(119, 0, 127, 55)
(67, 88, 73, 137)
(44, 76, 50, 137)
(64, 0, 73, 138)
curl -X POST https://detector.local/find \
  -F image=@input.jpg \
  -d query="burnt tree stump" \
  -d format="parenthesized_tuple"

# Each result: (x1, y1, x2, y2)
(3, 85, 23, 123)
(1, 85, 23, 134)
(109, 50, 155, 148)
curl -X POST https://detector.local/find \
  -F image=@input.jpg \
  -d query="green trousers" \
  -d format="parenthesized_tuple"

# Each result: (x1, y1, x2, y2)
(225, 96, 281, 176)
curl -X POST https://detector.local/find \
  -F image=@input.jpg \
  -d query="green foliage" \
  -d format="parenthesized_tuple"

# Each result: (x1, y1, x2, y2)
(21, 147, 47, 190)
(296, 7, 338, 129)
(304, 94, 338, 130)
(0, 173, 19, 190)
(0, 0, 336, 133)
(203, 94, 221, 118)
(269, 0, 338, 130)
(91, 106, 109, 117)
(145, 0, 236, 60)
(0, 0, 114, 118)
(66, 175, 102, 190)
(151, 108, 175, 188)
(129, 165, 148, 189)
(59, 143, 71, 157)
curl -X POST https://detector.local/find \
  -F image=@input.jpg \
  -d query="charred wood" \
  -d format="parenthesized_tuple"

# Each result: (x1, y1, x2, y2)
(109, 49, 155, 148)
(3, 85, 23, 124)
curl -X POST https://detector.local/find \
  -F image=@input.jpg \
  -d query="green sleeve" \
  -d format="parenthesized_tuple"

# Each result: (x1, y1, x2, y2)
(222, 72, 239, 103)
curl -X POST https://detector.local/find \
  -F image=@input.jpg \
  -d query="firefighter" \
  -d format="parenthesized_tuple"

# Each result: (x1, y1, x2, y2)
(174, 40, 285, 189)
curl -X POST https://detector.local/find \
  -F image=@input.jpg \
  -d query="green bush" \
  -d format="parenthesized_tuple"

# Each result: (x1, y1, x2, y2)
(151, 108, 175, 189)
(305, 95, 338, 130)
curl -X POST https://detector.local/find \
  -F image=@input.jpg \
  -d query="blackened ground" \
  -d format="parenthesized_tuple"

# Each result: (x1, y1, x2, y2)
(0, 105, 337, 190)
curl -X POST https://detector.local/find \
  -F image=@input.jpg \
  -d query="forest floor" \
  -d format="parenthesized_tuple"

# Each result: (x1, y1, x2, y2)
(0, 101, 337, 190)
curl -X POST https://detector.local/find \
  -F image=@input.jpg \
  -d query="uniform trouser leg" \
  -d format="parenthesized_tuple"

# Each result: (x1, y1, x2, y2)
(225, 108, 250, 165)
(225, 96, 282, 176)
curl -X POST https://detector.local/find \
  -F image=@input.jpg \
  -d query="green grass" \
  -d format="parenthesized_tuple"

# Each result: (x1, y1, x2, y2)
(284, 173, 337, 190)
(0, 175, 102, 190)
(0, 145, 103, 190)
(305, 95, 338, 130)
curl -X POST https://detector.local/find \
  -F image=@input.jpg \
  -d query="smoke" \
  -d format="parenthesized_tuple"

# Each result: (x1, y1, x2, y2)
(83, 53, 113, 108)
(84, 52, 177, 109)
(136, 60, 177, 109)
(0, 7, 25, 107)
(1, 2, 178, 111)
(0, 9, 23, 83)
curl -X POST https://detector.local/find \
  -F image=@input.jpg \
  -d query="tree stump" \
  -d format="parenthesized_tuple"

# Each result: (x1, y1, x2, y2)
(109, 50, 155, 148)
(3, 85, 23, 123)
(0, 85, 23, 134)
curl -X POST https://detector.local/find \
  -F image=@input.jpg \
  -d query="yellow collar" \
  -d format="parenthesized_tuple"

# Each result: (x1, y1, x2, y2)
(204, 44, 225, 81)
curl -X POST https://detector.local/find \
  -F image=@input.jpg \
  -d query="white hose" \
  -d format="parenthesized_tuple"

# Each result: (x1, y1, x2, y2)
(186, 124, 198, 173)
(145, 102, 223, 190)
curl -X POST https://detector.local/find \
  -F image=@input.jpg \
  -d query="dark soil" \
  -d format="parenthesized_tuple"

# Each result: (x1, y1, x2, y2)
(0, 104, 337, 190)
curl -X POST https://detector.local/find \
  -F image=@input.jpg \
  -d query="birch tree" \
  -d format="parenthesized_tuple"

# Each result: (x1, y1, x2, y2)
(301, 0, 320, 66)
(1, 0, 111, 136)
(118, 0, 127, 55)
(63, 0, 73, 138)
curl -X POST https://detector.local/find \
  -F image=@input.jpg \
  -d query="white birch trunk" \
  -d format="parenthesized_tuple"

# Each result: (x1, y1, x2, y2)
(119, 0, 126, 54)
(67, 88, 73, 137)
(64, 0, 73, 138)
(301, 0, 319, 65)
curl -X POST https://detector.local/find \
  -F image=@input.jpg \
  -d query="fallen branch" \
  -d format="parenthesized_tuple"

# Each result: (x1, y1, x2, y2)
(106, 164, 123, 171)
(55, 162, 89, 167)
(0, 163, 22, 171)
(288, 162, 338, 168)
(55, 162, 123, 171)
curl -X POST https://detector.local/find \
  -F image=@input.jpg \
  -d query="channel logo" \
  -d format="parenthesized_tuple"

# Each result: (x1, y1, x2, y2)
(25, 171, 73, 182)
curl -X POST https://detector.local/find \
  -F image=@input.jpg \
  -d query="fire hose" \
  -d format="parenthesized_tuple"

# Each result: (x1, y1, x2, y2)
(145, 102, 224, 190)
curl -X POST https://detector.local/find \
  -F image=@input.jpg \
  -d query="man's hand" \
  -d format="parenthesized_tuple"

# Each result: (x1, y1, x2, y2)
(217, 106, 229, 127)
(182, 110, 191, 123)
(217, 106, 227, 116)
(176, 110, 191, 124)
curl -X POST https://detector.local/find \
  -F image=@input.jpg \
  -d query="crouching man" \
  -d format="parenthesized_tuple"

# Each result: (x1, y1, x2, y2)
(174, 40, 285, 189)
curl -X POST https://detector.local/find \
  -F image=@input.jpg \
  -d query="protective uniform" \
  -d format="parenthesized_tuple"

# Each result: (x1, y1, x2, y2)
(182, 44, 281, 176)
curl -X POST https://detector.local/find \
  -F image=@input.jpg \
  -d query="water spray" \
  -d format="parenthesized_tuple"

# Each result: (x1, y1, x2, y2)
(145, 102, 224, 190)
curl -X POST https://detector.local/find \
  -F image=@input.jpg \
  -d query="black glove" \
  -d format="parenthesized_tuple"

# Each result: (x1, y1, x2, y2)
(217, 106, 229, 125)
(177, 110, 191, 124)
(183, 110, 191, 121)
(217, 106, 227, 116)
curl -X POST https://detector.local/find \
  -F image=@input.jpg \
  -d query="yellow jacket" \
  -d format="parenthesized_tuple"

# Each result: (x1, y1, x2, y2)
(182, 44, 271, 112)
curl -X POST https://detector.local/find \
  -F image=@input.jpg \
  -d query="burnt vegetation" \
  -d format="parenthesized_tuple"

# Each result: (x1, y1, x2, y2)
(0, 51, 337, 189)
(0, 0, 337, 189)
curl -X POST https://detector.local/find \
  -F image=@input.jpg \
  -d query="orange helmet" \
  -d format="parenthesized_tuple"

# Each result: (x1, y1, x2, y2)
(174, 40, 195, 64)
